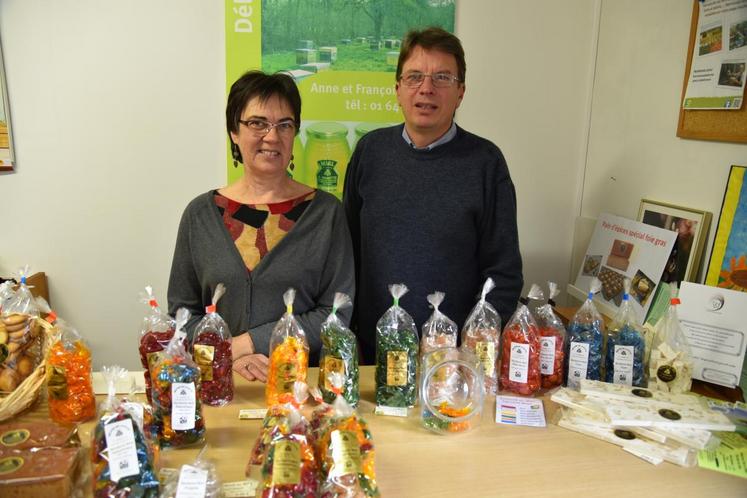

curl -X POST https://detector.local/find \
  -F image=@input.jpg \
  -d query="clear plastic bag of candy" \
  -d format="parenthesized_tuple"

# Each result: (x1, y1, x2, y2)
(92, 365, 159, 498)
(566, 277, 605, 389)
(191, 283, 233, 407)
(605, 278, 646, 387)
(151, 308, 205, 448)
(250, 382, 309, 468)
(420, 292, 457, 357)
(258, 389, 319, 498)
(374, 284, 418, 408)
(0, 265, 42, 393)
(161, 446, 222, 498)
(46, 318, 96, 423)
(317, 373, 379, 498)
(648, 283, 693, 394)
(137, 286, 177, 405)
(318, 292, 359, 407)
(267, 288, 310, 408)
(460, 278, 501, 395)
(500, 288, 541, 396)
(534, 282, 567, 389)
(420, 348, 484, 435)
(0, 280, 15, 312)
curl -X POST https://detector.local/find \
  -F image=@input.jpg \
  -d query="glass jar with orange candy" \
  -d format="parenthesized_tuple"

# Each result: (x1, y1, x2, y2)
(499, 290, 542, 396)
(266, 289, 309, 407)
(46, 319, 96, 423)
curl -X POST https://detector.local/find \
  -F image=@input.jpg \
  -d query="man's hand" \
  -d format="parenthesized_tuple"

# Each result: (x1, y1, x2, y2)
(231, 332, 255, 360)
(232, 353, 269, 383)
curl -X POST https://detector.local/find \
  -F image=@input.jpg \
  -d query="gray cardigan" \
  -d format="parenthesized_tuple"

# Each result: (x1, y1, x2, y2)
(167, 190, 355, 361)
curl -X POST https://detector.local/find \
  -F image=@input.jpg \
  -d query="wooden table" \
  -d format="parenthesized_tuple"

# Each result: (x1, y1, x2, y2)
(25, 366, 747, 497)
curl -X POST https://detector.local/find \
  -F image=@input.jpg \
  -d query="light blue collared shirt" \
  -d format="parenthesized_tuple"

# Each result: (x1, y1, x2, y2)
(402, 122, 457, 150)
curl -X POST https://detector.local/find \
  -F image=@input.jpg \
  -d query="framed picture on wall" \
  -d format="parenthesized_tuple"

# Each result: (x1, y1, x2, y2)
(0, 34, 14, 172)
(637, 199, 712, 283)
(705, 165, 747, 292)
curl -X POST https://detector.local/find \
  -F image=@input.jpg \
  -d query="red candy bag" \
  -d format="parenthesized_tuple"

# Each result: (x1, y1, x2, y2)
(137, 286, 176, 405)
(191, 284, 233, 407)
(534, 282, 567, 389)
(499, 287, 541, 396)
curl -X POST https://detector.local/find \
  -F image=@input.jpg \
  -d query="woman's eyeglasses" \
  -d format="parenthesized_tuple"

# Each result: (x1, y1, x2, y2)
(239, 119, 297, 137)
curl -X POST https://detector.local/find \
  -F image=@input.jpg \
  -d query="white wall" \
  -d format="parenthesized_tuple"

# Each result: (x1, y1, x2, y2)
(581, 0, 747, 281)
(0, 0, 597, 369)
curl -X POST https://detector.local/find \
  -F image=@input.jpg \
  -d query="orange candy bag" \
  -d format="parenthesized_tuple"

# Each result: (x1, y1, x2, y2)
(266, 289, 309, 407)
(47, 319, 96, 423)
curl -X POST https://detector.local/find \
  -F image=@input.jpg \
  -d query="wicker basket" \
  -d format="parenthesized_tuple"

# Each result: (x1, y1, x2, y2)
(0, 316, 56, 422)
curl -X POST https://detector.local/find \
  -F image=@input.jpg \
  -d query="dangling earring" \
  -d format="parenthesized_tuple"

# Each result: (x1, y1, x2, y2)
(289, 154, 295, 173)
(231, 143, 241, 168)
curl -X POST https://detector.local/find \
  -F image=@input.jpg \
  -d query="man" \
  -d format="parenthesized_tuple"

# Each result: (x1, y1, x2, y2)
(343, 27, 523, 364)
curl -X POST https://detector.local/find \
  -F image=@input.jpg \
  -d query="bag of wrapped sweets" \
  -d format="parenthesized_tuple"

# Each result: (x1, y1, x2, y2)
(92, 365, 159, 498)
(566, 277, 604, 389)
(375, 284, 418, 408)
(161, 446, 222, 498)
(460, 278, 501, 395)
(151, 308, 206, 448)
(316, 373, 379, 498)
(0, 265, 42, 393)
(267, 288, 310, 407)
(648, 283, 693, 394)
(137, 285, 176, 405)
(534, 281, 567, 389)
(250, 381, 309, 468)
(191, 283, 233, 407)
(318, 292, 359, 407)
(0, 280, 15, 313)
(500, 287, 541, 396)
(605, 278, 646, 387)
(420, 291, 457, 356)
(258, 386, 320, 498)
(46, 318, 96, 424)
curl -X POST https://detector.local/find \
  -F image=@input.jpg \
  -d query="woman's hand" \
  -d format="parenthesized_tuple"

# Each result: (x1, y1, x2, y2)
(231, 332, 255, 360)
(233, 353, 269, 383)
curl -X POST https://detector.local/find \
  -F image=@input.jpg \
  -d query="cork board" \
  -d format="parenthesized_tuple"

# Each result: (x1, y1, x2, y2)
(677, 0, 747, 143)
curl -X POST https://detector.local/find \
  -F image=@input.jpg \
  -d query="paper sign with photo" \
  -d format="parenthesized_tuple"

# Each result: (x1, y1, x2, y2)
(678, 282, 747, 388)
(572, 214, 677, 322)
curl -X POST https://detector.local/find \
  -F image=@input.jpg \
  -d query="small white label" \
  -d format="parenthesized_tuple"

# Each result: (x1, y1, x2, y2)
(222, 479, 259, 497)
(568, 342, 590, 389)
(175, 465, 208, 498)
(171, 382, 196, 430)
(239, 408, 267, 420)
(374, 405, 408, 417)
(613, 345, 635, 386)
(540, 336, 556, 375)
(508, 342, 530, 383)
(103, 419, 140, 483)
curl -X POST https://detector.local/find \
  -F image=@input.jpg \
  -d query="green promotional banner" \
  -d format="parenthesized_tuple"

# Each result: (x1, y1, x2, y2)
(225, 0, 456, 197)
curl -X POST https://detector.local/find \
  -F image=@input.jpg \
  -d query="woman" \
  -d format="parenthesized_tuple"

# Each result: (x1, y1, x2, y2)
(168, 71, 354, 382)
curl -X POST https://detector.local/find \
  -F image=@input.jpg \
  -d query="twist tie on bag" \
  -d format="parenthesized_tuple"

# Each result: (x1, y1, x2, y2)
(389, 283, 408, 307)
(547, 281, 559, 307)
(480, 278, 495, 302)
(205, 283, 226, 315)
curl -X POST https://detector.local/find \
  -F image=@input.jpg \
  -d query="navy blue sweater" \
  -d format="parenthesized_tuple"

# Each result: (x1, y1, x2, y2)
(343, 124, 523, 364)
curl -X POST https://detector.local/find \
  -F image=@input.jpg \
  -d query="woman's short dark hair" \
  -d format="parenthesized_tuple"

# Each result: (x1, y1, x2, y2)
(396, 27, 466, 84)
(225, 70, 302, 139)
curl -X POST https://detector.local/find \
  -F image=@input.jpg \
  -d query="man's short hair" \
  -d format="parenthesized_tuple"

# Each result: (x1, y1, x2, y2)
(396, 27, 466, 84)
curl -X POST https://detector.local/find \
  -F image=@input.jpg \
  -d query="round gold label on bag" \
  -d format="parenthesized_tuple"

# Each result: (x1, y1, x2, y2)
(1, 429, 30, 447)
(0, 456, 24, 475)
(657, 365, 677, 382)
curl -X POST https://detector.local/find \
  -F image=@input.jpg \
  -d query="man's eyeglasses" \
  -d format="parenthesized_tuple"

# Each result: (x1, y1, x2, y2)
(239, 119, 296, 137)
(399, 71, 461, 88)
